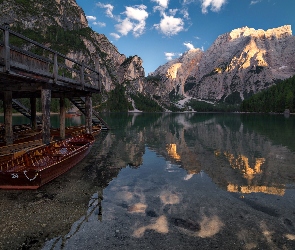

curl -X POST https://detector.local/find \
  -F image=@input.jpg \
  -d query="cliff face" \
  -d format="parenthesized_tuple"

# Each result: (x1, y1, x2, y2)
(146, 49, 204, 105)
(0, 0, 88, 30)
(150, 25, 295, 103)
(117, 55, 145, 93)
(0, 0, 145, 93)
(147, 50, 202, 103)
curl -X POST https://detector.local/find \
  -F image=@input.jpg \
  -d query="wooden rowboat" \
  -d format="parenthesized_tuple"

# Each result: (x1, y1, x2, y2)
(51, 125, 102, 139)
(0, 133, 94, 190)
(0, 125, 100, 164)
(50, 125, 86, 139)
(0, 129, 43, 147)
(0, 139, 45, 164)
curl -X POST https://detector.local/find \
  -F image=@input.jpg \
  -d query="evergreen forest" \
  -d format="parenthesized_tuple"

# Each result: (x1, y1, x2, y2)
(241, 75, 295, 113)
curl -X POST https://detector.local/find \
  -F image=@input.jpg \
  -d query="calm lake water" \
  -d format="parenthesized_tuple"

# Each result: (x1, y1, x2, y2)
(1, 113, 295, 250)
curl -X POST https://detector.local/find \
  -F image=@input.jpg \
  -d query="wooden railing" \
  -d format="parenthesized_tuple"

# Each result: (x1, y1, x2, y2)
(0, 25, 100, 91)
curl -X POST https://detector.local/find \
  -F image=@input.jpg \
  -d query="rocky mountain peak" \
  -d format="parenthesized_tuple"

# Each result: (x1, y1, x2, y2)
(229, 25, 292, 40)
(148, 25, 295, 105)
(147, 48, 204, 99)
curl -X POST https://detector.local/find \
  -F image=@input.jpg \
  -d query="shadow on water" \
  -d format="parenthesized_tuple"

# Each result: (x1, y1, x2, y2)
(1, 113, 295, 249)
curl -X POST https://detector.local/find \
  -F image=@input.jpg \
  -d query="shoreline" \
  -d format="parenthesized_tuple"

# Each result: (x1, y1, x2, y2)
(0, 111, 293, 116)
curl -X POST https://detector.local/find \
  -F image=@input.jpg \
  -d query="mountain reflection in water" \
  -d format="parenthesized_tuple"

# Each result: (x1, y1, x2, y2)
(1, 113, 295, 250)
(43, 113, 295, 250)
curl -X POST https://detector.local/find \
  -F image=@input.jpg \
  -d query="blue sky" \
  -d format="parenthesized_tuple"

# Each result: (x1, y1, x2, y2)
(76, 0, 295, 75)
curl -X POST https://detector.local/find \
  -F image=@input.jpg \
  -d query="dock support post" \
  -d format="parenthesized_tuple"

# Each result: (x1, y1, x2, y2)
(4, 27, 10, 72)
(85, 94, 92, 134)
(60, 96, 66, 139)
(53, 53, 58, 83)
(3, 91, 13, 145)
(41, 88, 51, 144)
(30, 97, 37, 130)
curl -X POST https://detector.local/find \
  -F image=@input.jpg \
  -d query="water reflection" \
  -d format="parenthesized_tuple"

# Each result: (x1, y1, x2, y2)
(45, 148, 229, 249)
(0, 114, 85, 127)
(227, 183, 285, 196)
(166, 144, 181, 161)
(1, 113, 295, 249)
(41, 113, 295, 249)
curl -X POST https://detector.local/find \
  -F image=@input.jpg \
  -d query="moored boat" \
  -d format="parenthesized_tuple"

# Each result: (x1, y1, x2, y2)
(0, 133, 94, 190)
(0, 139, 44, 164)
(50, 125, 86, 139)
(0, 126, 42, 146)
(50, 125, 102, 139)
(92, 125, 102, 136)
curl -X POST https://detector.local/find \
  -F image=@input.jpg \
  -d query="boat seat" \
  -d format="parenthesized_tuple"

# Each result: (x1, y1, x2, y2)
(34, 150, 43, 156)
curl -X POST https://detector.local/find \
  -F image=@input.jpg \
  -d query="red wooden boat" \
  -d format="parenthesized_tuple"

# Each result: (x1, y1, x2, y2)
(50, 125, 102, 138)
(0, 133, 94, 190)
(0, 139, 44, 164)
(0, 127, 43, 147)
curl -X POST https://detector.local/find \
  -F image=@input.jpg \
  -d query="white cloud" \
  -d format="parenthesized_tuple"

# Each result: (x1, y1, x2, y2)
(200, 0, 227, 14)
(96, 2, 114, 18)
(87, 15, 106, 28)
(115, 18, 134, 36)
(124, 5, 148, 22)
(151, 0, 169, 8)
(115, 5, 148, 37)
(250, 0, 261, 5)
(133, 21, 146, 37)
(154, 14, 184, 36)
(164, 52, 182, 60)
(110, 33, 121, 40)
(165, 52, 175, 60)
(153, 6, 164, 12)
(169, 9, 178, 15)
(86, 16, 96, 21)
(93, 21, 106, 27)
(184, 42, 195, 50)
(181, 9, 189, 19)
(183, 0, 195, 4)
(152, 0, 169, 14)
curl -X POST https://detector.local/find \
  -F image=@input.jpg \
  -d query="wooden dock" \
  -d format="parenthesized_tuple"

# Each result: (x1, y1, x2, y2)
(0, 24, 107, 145)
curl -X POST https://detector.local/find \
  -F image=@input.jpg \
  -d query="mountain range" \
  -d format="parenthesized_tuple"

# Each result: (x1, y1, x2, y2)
(149, 25, 295, 105)
(1, 0, 295, 111)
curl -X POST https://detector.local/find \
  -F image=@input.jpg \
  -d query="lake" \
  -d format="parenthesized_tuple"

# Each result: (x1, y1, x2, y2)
(0, 113, 295, 250)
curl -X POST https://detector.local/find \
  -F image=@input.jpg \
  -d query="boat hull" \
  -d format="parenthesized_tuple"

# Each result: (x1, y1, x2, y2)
(0, 134, 94, 190)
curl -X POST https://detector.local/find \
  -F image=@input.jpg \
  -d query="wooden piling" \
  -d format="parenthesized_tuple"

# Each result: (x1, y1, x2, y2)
(3, 91, 13, 145)
(60, 96, 66, 139)
(4, 28, 10, 72)
(41, 88, 51, 144)
(85, 95, 92, 134)
(30, 97, 37, 130)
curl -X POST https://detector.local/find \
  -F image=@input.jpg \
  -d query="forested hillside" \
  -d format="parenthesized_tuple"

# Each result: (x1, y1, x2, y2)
(241, 75, 295, 113)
